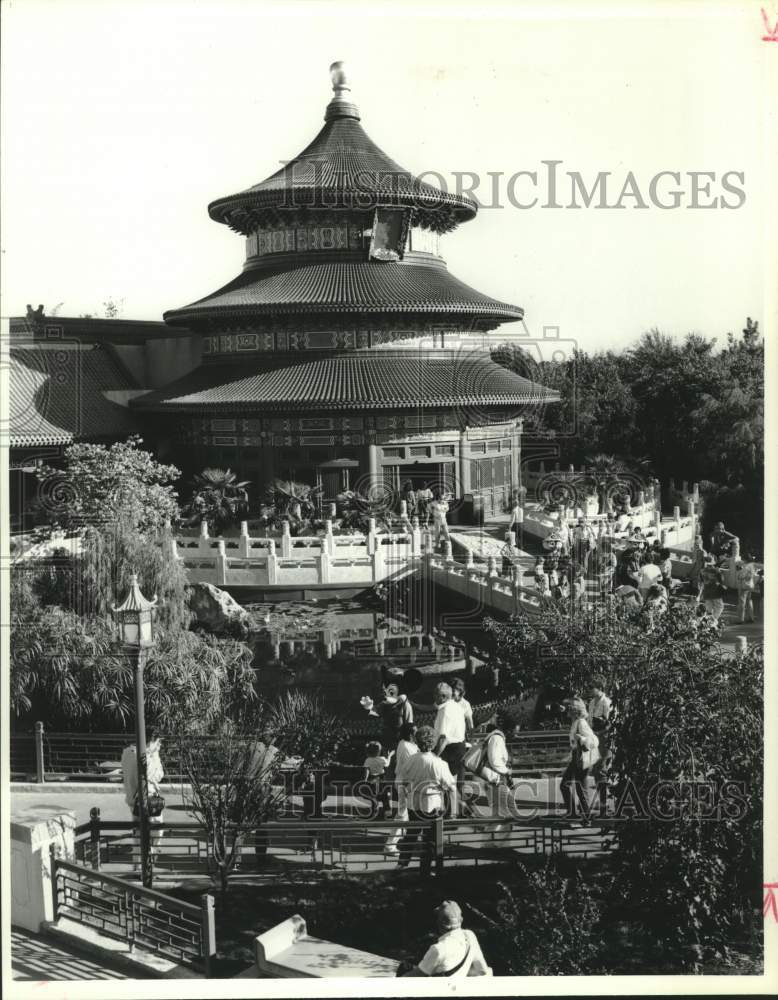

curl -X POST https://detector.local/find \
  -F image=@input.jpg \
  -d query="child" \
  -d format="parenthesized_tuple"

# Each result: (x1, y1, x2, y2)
(363, 741, 392, 819)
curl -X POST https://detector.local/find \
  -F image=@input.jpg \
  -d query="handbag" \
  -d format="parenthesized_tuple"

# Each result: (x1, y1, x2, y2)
(135, 792, 166, 818)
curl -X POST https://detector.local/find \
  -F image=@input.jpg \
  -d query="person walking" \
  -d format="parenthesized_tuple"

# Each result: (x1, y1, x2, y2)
(398, 901, 492, 977)
(401, 480, 418, 519)
(587, 676, 613, 815)
(432, 682, 468, 815)
(430, 490, 451, 549)
(451, 678, 474, 739)
(688, 537, 707, 603)
(416, 484, 433, 526)
(396, 726, 456, 876)
(636, 556, 662, 603)
(708, 521, 737, 561)
(362, 741, 392, 819)
(385, 722, 418, 855)
(508, 498, 523, 548)
(700, 563, 727, 623)
(735, 559, 756, 624)
(465, 711, 518, 833)
(121, 732, 166, 866)
(753, 566, 764, 622)
(560, 698, 599, 823)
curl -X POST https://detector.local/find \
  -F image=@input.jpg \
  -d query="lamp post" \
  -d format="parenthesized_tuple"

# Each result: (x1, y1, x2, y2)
(112, 573, 157, 888)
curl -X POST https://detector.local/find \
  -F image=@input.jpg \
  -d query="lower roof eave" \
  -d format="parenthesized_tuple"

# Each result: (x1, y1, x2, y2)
(132, 393, 560, 413)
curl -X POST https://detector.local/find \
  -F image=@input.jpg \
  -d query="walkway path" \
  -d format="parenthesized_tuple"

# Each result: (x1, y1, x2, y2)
(11, 927, 129, 981)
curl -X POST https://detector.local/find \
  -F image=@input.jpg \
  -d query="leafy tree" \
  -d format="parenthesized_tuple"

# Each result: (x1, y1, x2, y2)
(10, 606, 131, 727)
(10, 604, 257, 733)
(184, 468, 250, 532)
(485, 600, 763, 970)
(468, 862, 602, 974)
(36, 435, 180, 535)
(179, 702, 287, 897)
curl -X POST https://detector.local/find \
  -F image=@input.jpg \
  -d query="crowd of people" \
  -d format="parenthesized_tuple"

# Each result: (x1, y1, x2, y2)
(501, 514, 762, 627)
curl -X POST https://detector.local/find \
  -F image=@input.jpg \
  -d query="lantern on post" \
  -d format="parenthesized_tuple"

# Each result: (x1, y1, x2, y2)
(112, 573, 158, 888)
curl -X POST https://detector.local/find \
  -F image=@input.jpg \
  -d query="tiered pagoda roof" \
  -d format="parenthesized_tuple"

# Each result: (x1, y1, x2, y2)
(132, 350, 555, 412)
(207, 63, 477, 235)
(135, 63, 556, 416)
(164, 260, 522, 325)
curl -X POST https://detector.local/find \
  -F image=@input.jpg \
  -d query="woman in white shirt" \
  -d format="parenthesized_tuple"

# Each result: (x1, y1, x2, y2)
(385, 723, 418, 854)
(560, 698, 599, 823)
(399, 901, 492, 978)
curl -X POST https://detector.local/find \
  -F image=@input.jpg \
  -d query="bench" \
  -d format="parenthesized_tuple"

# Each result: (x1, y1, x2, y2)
(252, 915, 400, 978)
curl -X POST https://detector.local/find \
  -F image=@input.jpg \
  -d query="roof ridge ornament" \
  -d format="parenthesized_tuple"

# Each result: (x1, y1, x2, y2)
(325, 60, 360, 122)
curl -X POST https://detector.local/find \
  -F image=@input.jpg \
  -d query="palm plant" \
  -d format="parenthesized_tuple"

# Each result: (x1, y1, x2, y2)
(185, 468, 250, 532)
(264, 479, 322, 532)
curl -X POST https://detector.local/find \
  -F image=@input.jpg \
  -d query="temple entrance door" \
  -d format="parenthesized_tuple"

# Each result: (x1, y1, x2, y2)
(316, 459, 359, 504)
(471, 455, 511, 517)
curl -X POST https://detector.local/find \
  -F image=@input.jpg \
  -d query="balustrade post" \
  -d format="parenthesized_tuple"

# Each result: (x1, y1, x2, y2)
(329, 502, 337, 519)
(660, 529, 668, 546)
(199, 520, 209, 539)
(319, 550, 331, 584)
(653, 510, 662, 535)
(731, 537, 741, 560)
(637, 490, 645, 507)
(34, 721, 45, 783)
(692, 482, 700, 503)
(49, 843, 59, 921)
(324, 519, 334, 556)
(90, 806, 101, 870)
(465, 549, 474, 570)
(239, 521, 250, 558)
(367, 517, 377, 556)
(433, 815, 445, 875)
(216, 540, 228, 586)
(443, 540, 454, 564)
(281, 521, 292, 558)
(673, 506, 681, 531)
(200, 893, 216, 978)
(266, 539, 278, 585)
(411, 517, 421, 557)
(488, 555, 498, 578)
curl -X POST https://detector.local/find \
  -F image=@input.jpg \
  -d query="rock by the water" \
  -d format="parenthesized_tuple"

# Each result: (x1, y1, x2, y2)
(188, 583, 250, 634)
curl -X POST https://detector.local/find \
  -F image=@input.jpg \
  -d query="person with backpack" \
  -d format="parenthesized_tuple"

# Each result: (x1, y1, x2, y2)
(700, 563, 727, 623)
(398, 901, 492, 977)
(735, 559, 757, 624)
(560, 697, 600, 824)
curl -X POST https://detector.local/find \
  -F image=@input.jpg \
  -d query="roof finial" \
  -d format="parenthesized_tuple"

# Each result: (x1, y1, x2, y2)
(330, 61, 350, 98)
(325, 61, 360, 122)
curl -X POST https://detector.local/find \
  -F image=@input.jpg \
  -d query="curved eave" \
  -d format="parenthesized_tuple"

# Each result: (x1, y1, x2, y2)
(131, 352, 559, 413)
(163, 261, 523, 326)
(206, 116, 478, 235)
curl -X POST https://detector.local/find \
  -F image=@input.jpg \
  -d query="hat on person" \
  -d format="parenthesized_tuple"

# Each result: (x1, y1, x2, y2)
(435, 901, 463, 931)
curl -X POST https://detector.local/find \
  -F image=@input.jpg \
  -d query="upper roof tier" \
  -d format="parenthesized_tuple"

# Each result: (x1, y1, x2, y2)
(207, 62, 478, 236)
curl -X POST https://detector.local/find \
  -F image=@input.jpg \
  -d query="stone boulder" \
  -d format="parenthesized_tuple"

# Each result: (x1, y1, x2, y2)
(187, 582, 250, 635)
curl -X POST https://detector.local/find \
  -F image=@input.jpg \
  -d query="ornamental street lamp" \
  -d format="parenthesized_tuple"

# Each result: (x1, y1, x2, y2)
(112, 573, 157, 888)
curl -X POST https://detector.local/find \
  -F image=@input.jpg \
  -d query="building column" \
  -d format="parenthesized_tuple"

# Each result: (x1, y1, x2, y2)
(512, 419, 523, 496)
(458, 428, 471, 497)
(367, 437, 379, 498)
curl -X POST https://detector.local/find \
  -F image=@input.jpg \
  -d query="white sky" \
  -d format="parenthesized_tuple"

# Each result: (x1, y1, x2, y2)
(1, 0, 772, 353)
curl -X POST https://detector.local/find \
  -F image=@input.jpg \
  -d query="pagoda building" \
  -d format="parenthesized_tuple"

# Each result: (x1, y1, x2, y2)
(133, 63, 557, 516)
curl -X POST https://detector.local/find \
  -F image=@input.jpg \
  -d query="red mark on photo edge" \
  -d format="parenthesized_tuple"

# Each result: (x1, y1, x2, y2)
(761, 7, 778, 41)
(763, 884, 778, 921)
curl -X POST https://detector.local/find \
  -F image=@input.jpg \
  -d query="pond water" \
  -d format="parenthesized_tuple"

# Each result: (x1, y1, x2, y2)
(245, 595, 499, 718)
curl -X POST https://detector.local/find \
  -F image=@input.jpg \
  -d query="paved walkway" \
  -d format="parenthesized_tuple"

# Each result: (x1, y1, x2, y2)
(11, 927, 129, 981)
